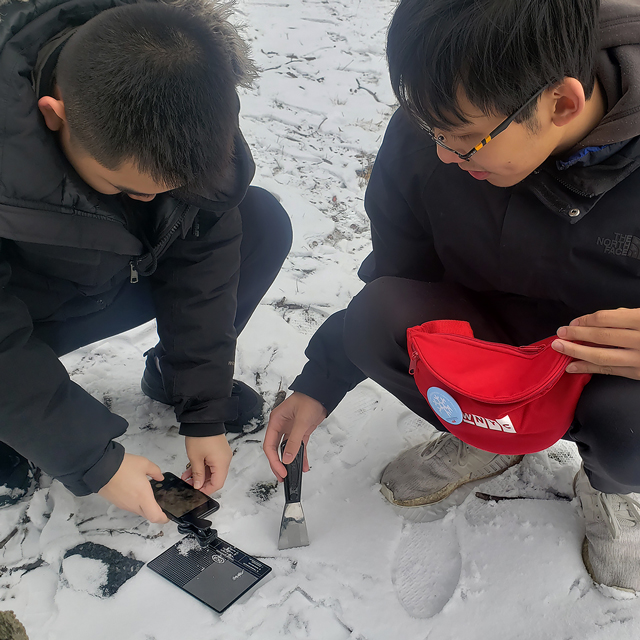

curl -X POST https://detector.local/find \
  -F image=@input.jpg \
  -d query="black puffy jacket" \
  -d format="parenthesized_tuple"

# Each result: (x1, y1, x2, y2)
(0, 0, 255, 494)
(291, 0, 640, 413)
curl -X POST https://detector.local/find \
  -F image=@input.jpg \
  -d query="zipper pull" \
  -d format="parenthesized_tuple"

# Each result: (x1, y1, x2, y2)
(409, 350, 419, 375)
(130, 260, 139, 284)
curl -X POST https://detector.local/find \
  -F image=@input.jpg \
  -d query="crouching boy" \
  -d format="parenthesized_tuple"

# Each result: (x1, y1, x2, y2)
(0, 0, 292, 521)
(265, 0, 640, 592)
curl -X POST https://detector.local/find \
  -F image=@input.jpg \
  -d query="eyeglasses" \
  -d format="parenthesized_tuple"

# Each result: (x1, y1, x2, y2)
(422, 87, 547, 161)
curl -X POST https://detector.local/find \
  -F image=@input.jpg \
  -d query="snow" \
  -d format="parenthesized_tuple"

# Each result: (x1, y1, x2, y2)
(2, 0, 640, 638)
(61, 556, 108, 597)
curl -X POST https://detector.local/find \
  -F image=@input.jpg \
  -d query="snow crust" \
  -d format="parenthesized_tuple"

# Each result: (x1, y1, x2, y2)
(61, 557, 108, 598)
(2, 0, 640, 638)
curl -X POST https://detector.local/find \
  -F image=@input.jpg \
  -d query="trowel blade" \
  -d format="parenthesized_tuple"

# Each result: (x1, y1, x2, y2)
(278, 501, 309, 550)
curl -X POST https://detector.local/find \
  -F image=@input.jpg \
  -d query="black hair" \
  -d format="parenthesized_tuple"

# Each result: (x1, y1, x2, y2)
(386, 0, 600, 131)
(56, 1, 255, 190)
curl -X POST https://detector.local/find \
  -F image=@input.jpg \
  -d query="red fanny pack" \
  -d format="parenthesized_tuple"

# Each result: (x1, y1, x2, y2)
(407, 320, 592, 454)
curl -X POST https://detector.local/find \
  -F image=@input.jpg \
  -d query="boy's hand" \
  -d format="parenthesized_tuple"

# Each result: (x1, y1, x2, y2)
(97, 453, 169, 523)
(263, 391, 327, 482)
(552, 307, 640, 379)
(183, 434, 233, 494)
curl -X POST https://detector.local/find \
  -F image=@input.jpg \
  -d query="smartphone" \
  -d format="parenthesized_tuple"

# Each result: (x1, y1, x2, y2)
(151, 472, 219, 527)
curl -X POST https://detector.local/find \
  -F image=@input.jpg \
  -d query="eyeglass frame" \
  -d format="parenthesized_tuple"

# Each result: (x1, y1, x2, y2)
(422, 87, 548, 161)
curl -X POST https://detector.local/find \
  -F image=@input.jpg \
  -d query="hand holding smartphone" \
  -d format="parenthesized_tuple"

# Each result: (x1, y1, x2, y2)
(150, 472, 219, 541)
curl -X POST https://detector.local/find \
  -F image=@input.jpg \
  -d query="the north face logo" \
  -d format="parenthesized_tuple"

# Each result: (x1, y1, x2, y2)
(597, 233, 640, 259)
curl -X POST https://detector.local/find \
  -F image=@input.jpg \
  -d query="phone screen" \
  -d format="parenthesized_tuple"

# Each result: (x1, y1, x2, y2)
(151, 473, 214, 519)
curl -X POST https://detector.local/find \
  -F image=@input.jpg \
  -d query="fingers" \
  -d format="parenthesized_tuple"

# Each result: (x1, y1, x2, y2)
(181, 467, 194, 485)
(140, 459, 168, 523)
(555, 308, 640, 380)
(264, 412, 288, 481)
(302, 437, 310, 473)
(190, 459, 206, 491)
(565, 359, 640, 379)
(282, 425, 307, 465)
(145, 460, 164, 482)
(180, 465, 219, 495)
(557, 324, 640, 350)
(184, 434, 232, 494)
(553, 339, 638, 367)
(569, 308, 640, 330)
(263, 392, 326, 480)
(565, 360, 640, 380)
(142, 506, 169, 524)
(553, 340, 640, 379)
(139, 484, 169, 524)
(201, 461, 229, 495)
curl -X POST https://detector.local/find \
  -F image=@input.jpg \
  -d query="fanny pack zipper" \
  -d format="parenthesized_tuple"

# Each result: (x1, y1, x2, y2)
(409, 338, 568, 404)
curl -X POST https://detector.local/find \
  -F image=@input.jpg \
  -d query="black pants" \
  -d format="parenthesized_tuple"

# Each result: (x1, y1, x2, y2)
(32, 187, 292, 356)
(343, 277, 640, 494)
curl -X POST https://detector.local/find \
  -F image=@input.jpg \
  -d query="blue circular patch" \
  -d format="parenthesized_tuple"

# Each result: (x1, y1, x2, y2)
(426, 387, 463, 425)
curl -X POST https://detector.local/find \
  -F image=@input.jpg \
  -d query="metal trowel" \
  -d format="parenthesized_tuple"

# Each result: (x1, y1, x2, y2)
(278, 441, 309, 550)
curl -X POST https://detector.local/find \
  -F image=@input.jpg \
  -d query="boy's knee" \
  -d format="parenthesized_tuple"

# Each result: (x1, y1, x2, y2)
(576, 376, 640, 490)
(589, 447, 640, 493)
(242, 186, 293, 261)
(344, 277, 404, 368)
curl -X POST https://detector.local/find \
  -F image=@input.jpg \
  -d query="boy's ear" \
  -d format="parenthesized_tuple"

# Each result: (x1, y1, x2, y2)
(549, 78, 586, 128)
(37, 95, 67, 132)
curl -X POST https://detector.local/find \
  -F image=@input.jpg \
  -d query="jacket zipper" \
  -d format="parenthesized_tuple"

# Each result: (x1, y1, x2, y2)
(128, 204, 191, 283)
(129, 260, 139, 284)
(153, 203, 190, 256)
(548, 173, 594, 199)
(71, 208, 127, 223)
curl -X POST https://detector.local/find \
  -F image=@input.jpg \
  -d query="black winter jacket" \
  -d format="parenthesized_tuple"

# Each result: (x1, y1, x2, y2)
(290, 0, 640, 413)
(0, 0, 255, 495)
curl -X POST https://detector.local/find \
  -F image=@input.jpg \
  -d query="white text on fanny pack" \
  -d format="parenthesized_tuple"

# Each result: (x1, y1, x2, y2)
(462, 413, 516, 433)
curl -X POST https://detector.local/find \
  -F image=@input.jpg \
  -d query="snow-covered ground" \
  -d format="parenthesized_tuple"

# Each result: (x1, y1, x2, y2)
(3, 1, 640, 638)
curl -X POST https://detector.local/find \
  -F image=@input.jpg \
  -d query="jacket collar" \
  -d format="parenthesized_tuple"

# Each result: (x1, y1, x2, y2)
(523, 137, 640, 224)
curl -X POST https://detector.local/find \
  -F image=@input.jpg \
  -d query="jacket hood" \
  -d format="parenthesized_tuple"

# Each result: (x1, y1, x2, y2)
(529, 0, 640, 211)
(578, 0, 640, 148)
(0, 0, 255, 217)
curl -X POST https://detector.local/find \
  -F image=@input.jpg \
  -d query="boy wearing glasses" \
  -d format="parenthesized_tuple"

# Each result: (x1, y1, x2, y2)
(0, 0, 292, 521)
(265, 0, 640, 591)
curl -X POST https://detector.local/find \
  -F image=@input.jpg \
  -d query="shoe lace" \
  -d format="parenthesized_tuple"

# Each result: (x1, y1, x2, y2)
(597, 491, 640, 539)
(421, 433, 469, 467)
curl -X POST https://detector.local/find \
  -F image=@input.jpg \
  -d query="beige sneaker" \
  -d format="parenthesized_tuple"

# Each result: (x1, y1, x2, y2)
(574, 465, 640, 593)
(380, 433, 523, 507)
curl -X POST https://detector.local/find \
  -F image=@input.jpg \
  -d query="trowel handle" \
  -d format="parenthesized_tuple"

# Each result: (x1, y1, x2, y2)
(281, 440, 304, 504)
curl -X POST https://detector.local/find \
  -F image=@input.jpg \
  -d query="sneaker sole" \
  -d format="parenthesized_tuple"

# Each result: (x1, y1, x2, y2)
(380, 455, 524, 508)
(384, 477, 492, 523)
